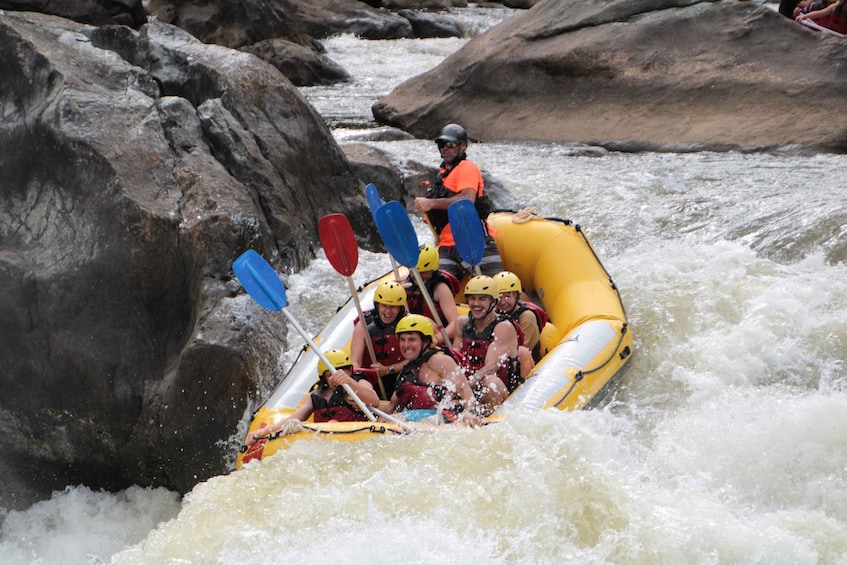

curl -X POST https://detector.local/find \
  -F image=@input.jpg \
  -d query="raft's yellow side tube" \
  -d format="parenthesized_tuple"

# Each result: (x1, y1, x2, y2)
(488, 212, 633, 413)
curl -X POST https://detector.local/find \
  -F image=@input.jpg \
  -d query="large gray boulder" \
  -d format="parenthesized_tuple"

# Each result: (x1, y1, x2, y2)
(398, 8, 465, 37)
(373, 0, 847, 152)
(0, 11, 370, 509)
(240, 38, 351, 86)
(0, 0, 146, 27)
(286, 0, 415, 39)
(147, 0, 415, 42)
(146, 0, 313, 48)
(143, 0, 425, 84)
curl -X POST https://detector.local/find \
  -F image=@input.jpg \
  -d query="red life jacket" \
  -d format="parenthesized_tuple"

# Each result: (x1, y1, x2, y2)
(355, 309, 404, 368)
(502, 301, 547, 362)
(353, 368, 380, 390)
(395, 348, 461, 413)
(521, 301, 548, 329)
(824, 1, 847, 33)
(405, 270, 461, 322)
(394, 349, 450, 411)
(460, 314, 524, 393)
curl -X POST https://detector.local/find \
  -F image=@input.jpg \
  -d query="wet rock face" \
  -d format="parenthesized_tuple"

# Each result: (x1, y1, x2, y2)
(239, 39, 351, 86)
(373, 0, 847, 153)
(146, 0, 314, 48)
(0, 0, 147, 27)
(0, 11, 368, 508)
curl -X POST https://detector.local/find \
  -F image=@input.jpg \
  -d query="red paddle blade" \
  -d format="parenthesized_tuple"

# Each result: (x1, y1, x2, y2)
(318, 213, 359, 276)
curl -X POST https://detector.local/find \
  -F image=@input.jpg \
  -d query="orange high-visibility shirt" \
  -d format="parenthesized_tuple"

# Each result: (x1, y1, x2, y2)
(437, 160, 484, 247)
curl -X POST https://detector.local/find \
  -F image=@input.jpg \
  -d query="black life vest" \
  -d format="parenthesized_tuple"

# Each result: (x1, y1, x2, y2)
(426, 153, 492, 236)
(310, 372, 373, 422)
(460, 314, 524, 393)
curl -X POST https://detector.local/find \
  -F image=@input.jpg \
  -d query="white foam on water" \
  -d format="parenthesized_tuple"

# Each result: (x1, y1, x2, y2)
(0, 486, 180, 565)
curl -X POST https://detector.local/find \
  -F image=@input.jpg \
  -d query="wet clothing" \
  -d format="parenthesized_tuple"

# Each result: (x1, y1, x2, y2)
(500, 302, 546, 362)
(460, 314, 524, 393)
(394, 349, 451, 411)
(357, 309, 404, 395)
(823, 0, 847, 32)
(405, 270, 460, 323)
(310, 371, 373, 422)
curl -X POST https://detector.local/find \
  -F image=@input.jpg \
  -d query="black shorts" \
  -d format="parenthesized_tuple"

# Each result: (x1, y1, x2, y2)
(437, 237, 503, 279)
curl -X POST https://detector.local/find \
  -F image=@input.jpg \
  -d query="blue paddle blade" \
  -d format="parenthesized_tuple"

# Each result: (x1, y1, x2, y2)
(232, 250, 288, 311)
(448, 199, 485, 267)
(374, 201, 420, 268)
(365, 183, 384, 219)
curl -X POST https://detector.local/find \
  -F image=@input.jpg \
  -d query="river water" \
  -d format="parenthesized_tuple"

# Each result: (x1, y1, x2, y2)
(3, 5, 847, 564)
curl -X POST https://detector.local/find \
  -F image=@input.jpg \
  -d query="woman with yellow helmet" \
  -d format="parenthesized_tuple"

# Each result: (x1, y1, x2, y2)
(494, 271, 547, 363)
(351, 280, 408, 399)
(245, 349, 380, 446)
(403, 244, 461, 339)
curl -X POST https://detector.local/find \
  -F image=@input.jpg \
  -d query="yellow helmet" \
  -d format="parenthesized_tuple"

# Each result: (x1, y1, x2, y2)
(494, 271, 522, 294)
(317, 349, 352, 376)
(416, 244, 439, 272)
(464, 276, 500, 300)
(374, 280, 407, 307)
(395, 314, 435, 340)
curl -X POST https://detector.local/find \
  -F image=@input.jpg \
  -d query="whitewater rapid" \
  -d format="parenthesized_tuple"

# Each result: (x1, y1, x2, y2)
(2, 5, 846, 564)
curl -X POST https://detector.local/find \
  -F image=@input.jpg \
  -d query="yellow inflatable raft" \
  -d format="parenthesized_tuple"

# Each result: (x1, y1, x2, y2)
(236, 210, 633, 468)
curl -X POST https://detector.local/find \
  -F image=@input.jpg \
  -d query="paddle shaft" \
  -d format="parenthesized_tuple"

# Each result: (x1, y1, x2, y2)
(279, 308, 379, 422)
(800, 19, 845, 37)
(346, 277, 387, 399)
(421, 210, 440, 242)
(372, 201, 453, 345)
(388, 256, 401, 281)
(410, 268, 452, 346)
(317, 212, 389, 399)
(235, 250, 413, 431)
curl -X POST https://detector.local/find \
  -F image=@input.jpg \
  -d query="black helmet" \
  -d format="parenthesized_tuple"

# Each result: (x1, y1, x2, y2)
(435, 123, 468, 144)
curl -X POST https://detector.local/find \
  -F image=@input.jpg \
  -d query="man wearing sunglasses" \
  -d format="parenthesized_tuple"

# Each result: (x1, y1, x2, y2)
(413, 123, 503, 278)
